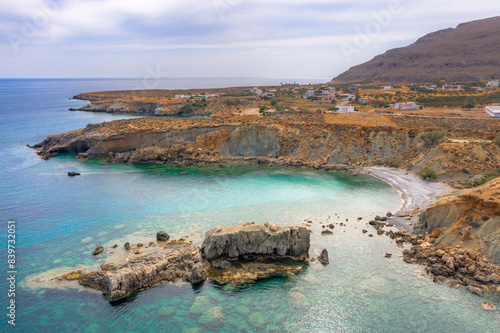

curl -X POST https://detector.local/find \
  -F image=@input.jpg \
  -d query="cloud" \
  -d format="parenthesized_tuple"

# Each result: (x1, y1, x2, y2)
(1, 0, 500, 78)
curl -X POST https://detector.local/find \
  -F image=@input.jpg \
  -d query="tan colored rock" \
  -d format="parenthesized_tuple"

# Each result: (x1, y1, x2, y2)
(216, 226, 223, 232)
(482, 302, 496, 311)
(432, 228, 444, 238)
(270, 224, 278, 231)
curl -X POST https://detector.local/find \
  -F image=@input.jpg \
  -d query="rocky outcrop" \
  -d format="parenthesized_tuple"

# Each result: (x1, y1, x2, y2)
(75, 223, 311, 301)
(201, 223, 310, 261)
(414, 178, 500, 263)
(70, 101, 160, 115)
(78, 244, 206, 301)
(398, 230, 500, 294)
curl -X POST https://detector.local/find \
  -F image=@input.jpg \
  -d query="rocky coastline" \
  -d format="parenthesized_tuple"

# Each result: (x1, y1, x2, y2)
(31, 111, 500, 304)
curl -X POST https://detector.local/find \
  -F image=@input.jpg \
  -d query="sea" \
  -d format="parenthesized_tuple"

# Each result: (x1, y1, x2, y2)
(0, 78, 499, 332)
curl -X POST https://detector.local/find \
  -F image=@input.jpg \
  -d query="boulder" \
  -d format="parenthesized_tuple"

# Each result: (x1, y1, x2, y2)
(434, 275, 447, 284)
(92, 246, 104, 256)
(317, 249, 329, 265)
(201, 224, 310, 261)
(67, 171, 81, 177)
(124, 242, 131, 251)
(157, 231, 170, 242)
(78, 244, 206, 301)
(482, 302, 496, 311)
(466, 286, 483, 297)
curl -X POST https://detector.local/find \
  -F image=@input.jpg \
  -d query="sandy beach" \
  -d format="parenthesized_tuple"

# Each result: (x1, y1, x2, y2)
(362, 166, 453, 230)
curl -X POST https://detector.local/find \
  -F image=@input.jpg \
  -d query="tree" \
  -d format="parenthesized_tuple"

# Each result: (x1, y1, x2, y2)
(259, 106, 267, 116)
(270, 99, 278, 107)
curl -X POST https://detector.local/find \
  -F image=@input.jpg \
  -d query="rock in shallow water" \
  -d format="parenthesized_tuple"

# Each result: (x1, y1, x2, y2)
(317, 249, 329, 265)
(482, 302, 496, 311)
(201, 223, 309, 261)
(78, 244, 206, 301)
(92, 246, 104, 256)
(156, 231, 170, 242)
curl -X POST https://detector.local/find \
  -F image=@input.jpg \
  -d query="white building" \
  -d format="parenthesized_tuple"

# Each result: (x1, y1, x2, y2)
(442, 85, 462, 90)
(336, 105, 355, 113)
(485, 105, 500, 118)
(487, 80, 499, 88)
(394, 102, 422, 110)
(303, 90, 315, 99)
(383, 86, 393, 90)
(251, 87, 263, 95)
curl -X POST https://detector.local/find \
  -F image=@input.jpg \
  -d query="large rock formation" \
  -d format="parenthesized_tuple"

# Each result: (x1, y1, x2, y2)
(78, 244, 206, 301)
(335, 16, 500, 83)
(75, 223, 311, 301)
(414, 177, 500, 264)
(201, 223, 310, 261)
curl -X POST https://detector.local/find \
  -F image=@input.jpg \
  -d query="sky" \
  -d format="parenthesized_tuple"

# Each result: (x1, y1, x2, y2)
(1, 0, 500, 79)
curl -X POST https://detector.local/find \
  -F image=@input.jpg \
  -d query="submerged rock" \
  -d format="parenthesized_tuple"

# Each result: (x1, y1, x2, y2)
(201, 223, 310, 261)
(78, 244, 206, 301)
(67, 171, 81, 176)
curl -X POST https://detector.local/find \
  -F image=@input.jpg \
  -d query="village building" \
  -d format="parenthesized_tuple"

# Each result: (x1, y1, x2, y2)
(336, 105, 355, 113)
(251, 87, 263, 95)
(303, 90, 315, 99)
(485, 105, 500, 118)
(394, 102, 422, 110)
(487, 79, 499, 88)
(383, 86, 393, 90)
(442, 85, 462, 90)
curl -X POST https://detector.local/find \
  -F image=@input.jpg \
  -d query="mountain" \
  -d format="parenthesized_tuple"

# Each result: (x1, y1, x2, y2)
(334, 16, 500, 84)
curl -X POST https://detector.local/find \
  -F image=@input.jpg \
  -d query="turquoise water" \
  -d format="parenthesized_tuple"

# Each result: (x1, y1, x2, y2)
(1, 79, 500, 332)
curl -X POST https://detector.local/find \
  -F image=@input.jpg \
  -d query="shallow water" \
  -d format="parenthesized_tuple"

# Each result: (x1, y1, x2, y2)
(1, 79, 499, 332)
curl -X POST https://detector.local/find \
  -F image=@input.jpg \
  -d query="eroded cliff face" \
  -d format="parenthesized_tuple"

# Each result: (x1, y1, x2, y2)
(416, 178, 500, 263)
(34, 116, 430, 170)
(33, 115, 500, 184)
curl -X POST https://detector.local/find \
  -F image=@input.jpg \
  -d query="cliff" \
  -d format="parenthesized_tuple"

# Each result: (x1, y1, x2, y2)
(33, 114, 500, 182)
(335, 16, 500, 83)
(416, 177, 500, 263)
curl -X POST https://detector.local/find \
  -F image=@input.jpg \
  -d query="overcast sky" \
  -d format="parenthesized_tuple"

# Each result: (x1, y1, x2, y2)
(1, 0, 500, 79)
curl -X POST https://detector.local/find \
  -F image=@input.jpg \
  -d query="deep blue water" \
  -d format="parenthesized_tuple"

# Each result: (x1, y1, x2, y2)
(1, 79, 499, 333)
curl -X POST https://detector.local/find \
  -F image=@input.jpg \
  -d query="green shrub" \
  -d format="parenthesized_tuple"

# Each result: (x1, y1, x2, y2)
(419, 131, 445, 148)
(482, 216, 490, 221)
(419, 167, 437, 180)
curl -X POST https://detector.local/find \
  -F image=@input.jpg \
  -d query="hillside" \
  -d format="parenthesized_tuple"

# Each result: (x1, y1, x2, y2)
(335, 16, 500, 84)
